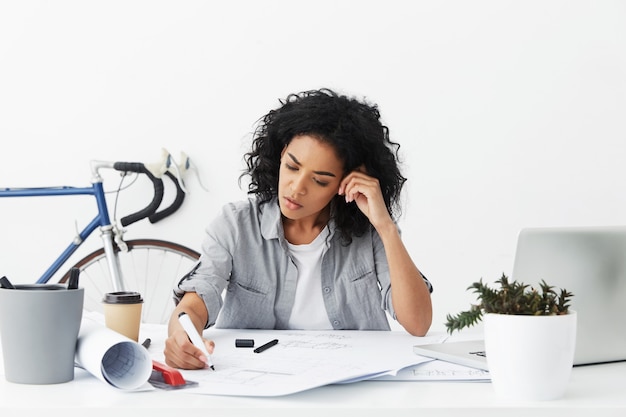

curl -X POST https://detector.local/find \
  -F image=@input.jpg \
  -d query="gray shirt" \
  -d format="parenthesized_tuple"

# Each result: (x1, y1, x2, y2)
(174, 197, 432, 330)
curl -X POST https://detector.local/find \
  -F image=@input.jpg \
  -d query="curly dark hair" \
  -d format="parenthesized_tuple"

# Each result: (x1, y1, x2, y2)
(241, 88, 407, 243)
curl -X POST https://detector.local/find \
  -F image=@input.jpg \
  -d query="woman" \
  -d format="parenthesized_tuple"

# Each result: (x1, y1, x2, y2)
(164, 88, 433, 369)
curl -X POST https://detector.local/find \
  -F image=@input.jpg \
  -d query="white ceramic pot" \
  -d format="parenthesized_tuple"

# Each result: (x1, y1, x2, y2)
(483, 311, 577, 401)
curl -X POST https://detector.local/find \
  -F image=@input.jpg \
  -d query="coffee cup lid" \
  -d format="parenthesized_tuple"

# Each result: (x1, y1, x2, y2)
(103, 291, 143, 304)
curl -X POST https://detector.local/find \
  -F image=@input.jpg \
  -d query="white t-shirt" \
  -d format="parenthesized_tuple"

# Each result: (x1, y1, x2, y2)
(286, 227, 333, 330)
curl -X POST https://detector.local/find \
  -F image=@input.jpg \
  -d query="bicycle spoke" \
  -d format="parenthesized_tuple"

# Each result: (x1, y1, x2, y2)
(64, 240, 199, 324)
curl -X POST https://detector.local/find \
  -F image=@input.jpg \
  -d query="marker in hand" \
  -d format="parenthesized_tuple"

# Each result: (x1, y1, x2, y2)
(178, 312, 215, 370)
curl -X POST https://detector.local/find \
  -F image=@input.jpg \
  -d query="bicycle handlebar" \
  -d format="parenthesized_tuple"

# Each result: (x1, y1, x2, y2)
(148, 171, 186, 224)
(111, 162, 185, 227)
(113, 162, 164, 227)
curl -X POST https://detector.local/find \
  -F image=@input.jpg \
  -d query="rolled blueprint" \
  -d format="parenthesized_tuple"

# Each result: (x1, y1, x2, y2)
(75, 316, 152, 390)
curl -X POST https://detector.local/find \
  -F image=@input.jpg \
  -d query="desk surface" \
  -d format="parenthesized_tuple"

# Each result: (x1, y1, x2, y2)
(1, 362, 625, 416)
(1, 325, 626, 417)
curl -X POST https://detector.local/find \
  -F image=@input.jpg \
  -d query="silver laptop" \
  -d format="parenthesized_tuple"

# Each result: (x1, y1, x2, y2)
(414, 226, 626, 369)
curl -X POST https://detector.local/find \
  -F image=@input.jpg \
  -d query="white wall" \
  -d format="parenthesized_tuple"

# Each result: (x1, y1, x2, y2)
(1, 0, 625, 332)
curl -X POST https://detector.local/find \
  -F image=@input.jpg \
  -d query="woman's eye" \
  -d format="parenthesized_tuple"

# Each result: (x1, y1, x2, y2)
(285, 164, 298, 171)
(314, 178, 329, 187)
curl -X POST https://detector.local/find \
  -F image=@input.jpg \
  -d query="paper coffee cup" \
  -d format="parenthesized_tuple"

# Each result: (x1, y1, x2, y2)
(102, 291, 143, 341)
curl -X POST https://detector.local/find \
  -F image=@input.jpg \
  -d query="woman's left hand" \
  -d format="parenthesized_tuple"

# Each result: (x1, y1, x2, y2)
(338, 169, 393, 230)
(340, 168, 432, 337)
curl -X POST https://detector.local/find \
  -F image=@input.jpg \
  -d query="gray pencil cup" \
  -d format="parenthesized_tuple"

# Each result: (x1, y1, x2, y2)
(0, 283, 84, 384)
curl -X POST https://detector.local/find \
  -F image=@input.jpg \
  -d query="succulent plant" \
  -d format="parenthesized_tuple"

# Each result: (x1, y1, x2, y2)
(445, 273, 574, 334)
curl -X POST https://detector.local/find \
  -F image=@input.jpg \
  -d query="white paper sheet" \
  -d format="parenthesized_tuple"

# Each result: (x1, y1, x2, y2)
(148, 329, 441, 397)
(74, 316, 153, 390)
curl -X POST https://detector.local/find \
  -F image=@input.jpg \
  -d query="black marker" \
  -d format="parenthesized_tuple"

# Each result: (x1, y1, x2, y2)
(254, 339, 278, 353)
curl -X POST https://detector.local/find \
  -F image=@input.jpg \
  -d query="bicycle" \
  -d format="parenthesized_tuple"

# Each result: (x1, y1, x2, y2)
(0, 150, 201, 324)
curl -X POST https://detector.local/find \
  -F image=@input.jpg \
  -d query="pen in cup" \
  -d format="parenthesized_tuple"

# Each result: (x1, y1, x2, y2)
(0, 276, 16, 289)
(178, 312, 215, 370)
(67, 268, 80, 290)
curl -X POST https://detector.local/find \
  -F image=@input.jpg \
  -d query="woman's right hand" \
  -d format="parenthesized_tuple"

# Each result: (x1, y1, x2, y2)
(164, 327, 215, 369)
(164, 291, 214, 369)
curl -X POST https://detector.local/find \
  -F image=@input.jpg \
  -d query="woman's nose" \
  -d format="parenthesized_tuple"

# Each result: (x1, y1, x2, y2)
(290, 174, 307, 195)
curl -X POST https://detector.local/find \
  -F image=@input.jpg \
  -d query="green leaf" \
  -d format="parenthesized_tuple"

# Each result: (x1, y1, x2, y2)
(444, 273, 574, 333)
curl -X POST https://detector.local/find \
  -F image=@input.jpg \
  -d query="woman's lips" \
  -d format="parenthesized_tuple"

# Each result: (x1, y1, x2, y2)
(283, 197, 302, 210)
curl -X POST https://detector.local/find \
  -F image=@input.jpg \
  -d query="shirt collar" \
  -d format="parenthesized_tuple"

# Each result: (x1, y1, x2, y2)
(260, 197, 283, 241)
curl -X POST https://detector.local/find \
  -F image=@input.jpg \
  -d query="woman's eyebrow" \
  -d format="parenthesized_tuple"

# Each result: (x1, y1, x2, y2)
(287, 152, 337, 177)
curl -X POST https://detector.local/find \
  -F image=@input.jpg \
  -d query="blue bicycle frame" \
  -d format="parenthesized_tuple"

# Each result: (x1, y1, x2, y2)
(0, 174, 125, 290)
(0, 158, 178, 292)
(2, 156, 182, 292)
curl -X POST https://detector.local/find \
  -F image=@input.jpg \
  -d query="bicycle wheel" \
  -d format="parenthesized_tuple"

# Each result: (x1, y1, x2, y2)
(59, 239, 200, 324)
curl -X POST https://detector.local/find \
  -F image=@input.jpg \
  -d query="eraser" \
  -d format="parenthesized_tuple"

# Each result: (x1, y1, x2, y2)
(235, 338, 255, 348)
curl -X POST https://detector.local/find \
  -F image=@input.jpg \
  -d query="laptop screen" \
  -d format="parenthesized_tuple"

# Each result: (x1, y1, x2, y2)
(511, 226, 626, 365)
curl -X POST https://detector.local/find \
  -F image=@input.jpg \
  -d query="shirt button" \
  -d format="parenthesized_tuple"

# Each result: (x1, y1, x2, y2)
(333, 320, 340, 326)
(323, 287, 331, 293)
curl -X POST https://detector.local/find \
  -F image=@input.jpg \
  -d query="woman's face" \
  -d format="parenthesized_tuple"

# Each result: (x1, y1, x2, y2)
(278, 134, 344, 222)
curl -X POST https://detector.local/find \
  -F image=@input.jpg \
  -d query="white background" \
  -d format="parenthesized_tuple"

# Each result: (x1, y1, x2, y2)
(1, 0, 625, 332)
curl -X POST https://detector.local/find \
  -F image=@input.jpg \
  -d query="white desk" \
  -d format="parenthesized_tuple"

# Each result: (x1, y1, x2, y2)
(1, 325, 625, 417)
